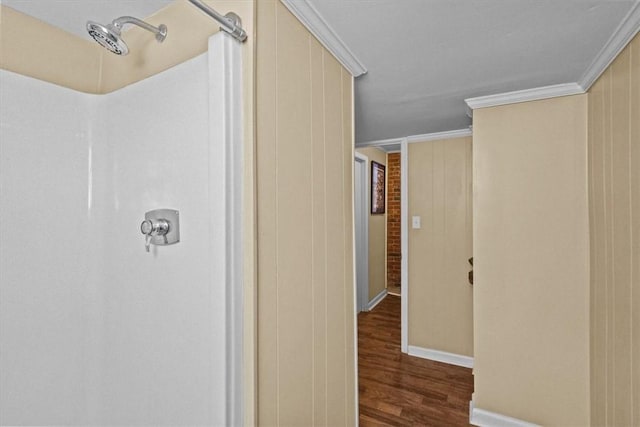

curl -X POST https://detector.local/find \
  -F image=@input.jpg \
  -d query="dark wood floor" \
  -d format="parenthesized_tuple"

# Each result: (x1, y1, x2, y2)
(358, 295, 474, 426)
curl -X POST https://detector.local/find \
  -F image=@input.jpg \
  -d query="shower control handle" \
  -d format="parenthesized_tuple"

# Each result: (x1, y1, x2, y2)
(140, 218, 169, 237)
(140, 209, 180, 253)
(140, 218, 170, 252)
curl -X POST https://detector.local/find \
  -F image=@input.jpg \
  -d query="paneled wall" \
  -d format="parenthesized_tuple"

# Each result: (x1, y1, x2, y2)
(588, 33, 640, 426)
(407, 137, 473, 357)
(256, 1, 355, 425)
(355, 147, 387, 301)
(473, 95, 590, 425)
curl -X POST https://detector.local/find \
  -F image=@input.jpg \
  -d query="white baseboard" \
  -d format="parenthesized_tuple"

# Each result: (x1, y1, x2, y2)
(469, 400, 540, 427)
(367, 289, 387, 311)
(407, 345, 474, 368)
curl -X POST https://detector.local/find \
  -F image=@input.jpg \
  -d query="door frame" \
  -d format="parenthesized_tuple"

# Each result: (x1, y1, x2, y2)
(400, 139, 409, 353)
(352, 141, 409, 352)
(354, 152, 369, 313)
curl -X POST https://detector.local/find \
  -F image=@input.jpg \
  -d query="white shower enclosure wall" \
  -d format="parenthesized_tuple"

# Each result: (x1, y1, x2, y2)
(0, 34, 243, 425)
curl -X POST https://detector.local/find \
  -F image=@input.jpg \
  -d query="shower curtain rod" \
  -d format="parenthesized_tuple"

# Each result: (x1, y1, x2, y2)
(188, 0, 247, 42)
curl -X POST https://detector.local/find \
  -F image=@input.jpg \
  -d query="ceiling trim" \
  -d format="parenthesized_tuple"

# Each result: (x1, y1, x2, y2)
(280, 0, 367, 77)
(356, 128, 472, 148)
(406, 128, 472, 143)
(376, 144, 402, 153)
(464, 83, 585, 111)
(578, 0, 640, 91)
(356, 137, 404, 149)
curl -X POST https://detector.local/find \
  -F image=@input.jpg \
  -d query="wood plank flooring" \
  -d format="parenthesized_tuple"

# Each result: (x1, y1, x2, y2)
(358, 295, 474, 426)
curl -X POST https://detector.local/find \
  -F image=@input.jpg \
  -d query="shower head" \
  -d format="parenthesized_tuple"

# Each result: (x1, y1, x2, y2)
(87, 16, 167, 56)
(87, 21, 128, 55)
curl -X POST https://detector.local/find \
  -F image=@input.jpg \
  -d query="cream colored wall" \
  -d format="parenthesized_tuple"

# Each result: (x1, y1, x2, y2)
(408, 137, 473, 357)
(0, 6, 102, 93)
(256, 1, 355, 425)
(355, 147, 387, 300)
(588, 33, 640, 426)
(473, 95, 590, 425)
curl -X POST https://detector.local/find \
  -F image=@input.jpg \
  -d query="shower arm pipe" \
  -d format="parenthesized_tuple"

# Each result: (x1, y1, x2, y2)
(187, 0, 247, 42)
(112, 16, 166, 38)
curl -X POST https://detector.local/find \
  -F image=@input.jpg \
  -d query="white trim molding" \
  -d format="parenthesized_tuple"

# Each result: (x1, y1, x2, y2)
(400, 139, 409, 354)
(357, 142, 402, 153)
(579, 1, 640, 91)
(408, 346, 474, 369)
(354, 152, 369, 313)
(357, 128, 472, 150)
(464, 83, 585, 111)
(367, 289, 387, 311)
(208, 32, 244, 426)
(406, 128, 472, 143)
(280, 0, 367, 77)
(469, 400, 540, 427)
(356, 136, 405, 149)
(350, 75, 359, 427)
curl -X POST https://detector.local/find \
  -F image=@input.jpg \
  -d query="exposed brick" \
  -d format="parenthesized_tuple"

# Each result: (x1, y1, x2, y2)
(386, 153, 401, 286)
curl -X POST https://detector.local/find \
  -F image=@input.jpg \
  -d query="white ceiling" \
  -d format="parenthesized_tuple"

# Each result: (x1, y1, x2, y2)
(309, 0, 637, 143)
(3, 0, 638, 144)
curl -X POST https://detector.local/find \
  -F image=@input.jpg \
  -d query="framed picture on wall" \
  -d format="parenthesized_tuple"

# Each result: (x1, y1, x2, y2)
(371, 161, 385, 214)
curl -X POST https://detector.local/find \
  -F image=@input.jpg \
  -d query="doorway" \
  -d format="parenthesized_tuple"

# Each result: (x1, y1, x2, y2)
(354, 153, 369, 313)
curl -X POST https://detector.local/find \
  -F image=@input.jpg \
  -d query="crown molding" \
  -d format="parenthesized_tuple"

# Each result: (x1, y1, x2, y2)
(379, 144, 402, 153)
(406, 128, 472, 143)
(357, 128, 472, 149)
(579, 1, 640, 91)
(465, 83, 585, 111)
(280, 0, 367, 77)
(356, 136, 405, 149)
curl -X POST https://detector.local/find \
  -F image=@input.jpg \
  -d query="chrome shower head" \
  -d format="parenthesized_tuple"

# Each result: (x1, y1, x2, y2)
(87, 21, 128, 55)
(86, 16, 167, 56)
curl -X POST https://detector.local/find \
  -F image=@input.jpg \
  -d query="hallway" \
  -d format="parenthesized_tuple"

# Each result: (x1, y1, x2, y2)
(358, 296, 474, 426)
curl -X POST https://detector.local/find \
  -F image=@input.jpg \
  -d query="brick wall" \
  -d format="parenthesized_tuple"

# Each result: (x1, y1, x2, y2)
(386, 153, 401, 286)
